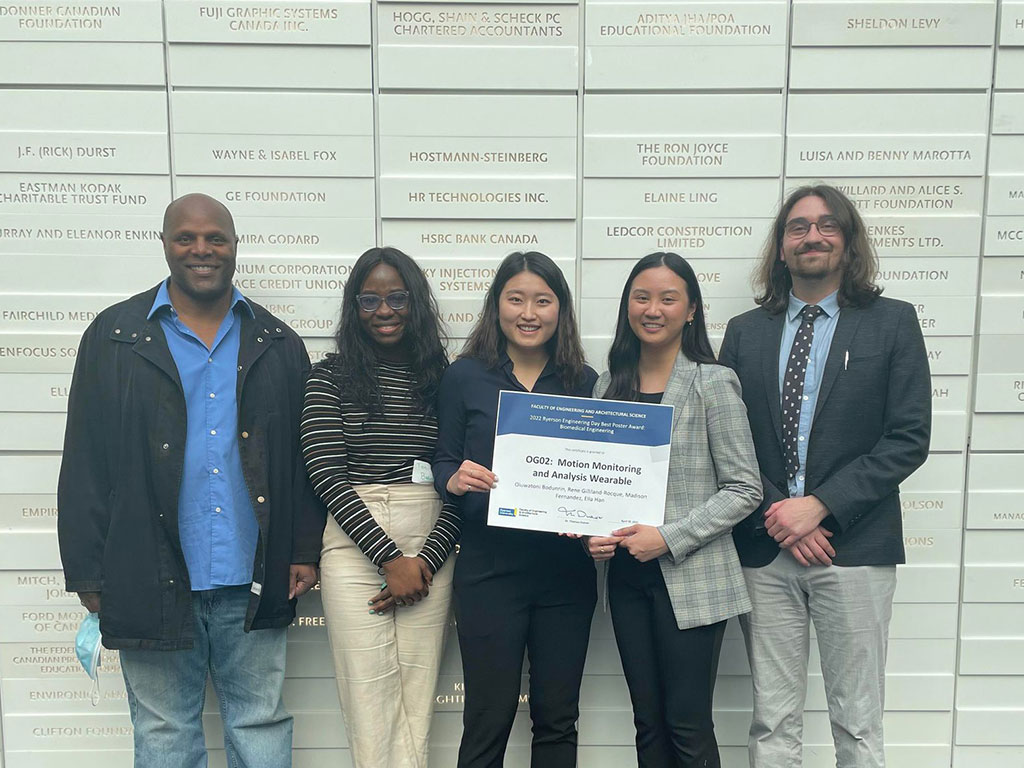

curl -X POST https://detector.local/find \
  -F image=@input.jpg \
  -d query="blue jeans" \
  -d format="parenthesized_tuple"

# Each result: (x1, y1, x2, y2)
(120, 585, 292, 768)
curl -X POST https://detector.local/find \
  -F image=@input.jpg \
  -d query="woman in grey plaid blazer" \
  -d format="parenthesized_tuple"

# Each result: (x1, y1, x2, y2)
(585, 252, 762, 768)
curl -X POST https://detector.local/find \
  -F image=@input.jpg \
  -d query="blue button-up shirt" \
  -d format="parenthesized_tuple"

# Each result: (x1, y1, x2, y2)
(778, 290, 840, 498)
(149, 281, 259, 590)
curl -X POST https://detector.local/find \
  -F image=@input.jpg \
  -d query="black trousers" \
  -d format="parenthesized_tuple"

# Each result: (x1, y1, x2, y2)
(608, 551, 727, 768)
(454, 528, 597, 768)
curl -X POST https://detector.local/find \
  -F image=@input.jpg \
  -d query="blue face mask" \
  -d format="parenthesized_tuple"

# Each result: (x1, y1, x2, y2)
(75, 612, 103, 704)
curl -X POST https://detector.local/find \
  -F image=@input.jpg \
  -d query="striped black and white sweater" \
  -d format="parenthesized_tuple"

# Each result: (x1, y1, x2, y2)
(300, 360, 459, 573)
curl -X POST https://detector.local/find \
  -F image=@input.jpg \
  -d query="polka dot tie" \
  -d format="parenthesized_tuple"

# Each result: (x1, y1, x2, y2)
(782, 304, 824, 481)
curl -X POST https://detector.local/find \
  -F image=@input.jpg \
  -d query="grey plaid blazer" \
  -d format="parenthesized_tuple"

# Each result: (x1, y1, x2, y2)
(594, 353, 761, 630)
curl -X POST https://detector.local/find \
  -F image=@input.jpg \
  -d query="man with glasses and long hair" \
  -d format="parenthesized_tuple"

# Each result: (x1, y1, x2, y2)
(719, 184, 932, 767)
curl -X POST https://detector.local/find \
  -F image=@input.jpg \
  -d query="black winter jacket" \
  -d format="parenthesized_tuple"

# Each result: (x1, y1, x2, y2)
(57, 285, 326, 650)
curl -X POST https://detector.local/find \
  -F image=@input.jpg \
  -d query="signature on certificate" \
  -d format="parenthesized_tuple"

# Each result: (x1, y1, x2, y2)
(559, 507, 600, 520)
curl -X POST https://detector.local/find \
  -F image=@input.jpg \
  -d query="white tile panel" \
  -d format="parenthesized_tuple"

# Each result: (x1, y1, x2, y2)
(791, 1, 996, 47)
(984, 217, 1024, 256)
(964, 530, 1024, 564)
(979, 294, 1024, 333)
(0, 215, 164, 256)
(0, 0, 162, 41)
(586, 44, 785, 90)
(164, 0, 371, 44)
(787, 177, 986, 215)
(956, 710, 1024, 745)
(989, 135, 1024, 175)
(0, 413, 64, 451)
(0, 375, 71, 413)
(967, 489, 1024, 529)
(168, 43, 372, 89)
(996, 46, 1024, 88)
(957, 675, 1024, 707)
(960, 604, 1024, 636)
(786, 93, 990, 134)
(790, 46, 994, 90)
(0, 42, 165, 86)
(0, 89, 168, 131)
(0, 336, 87, 373)
(987, 176, 1024, 216)
(962, 565, 1024, 602)
(993, 92, 1024, 135)
(0, 174, 169, 215)
(953, 745, 1024, 767)
(582, 217, 770, 259)
(1000, 1, 1024, 45)
(381, 220, 577, 258)
(380, 93, 577, 136)
(959, 640, 1024, 674)
(380, 178, 576, 219)
(584, 178, 781, 218)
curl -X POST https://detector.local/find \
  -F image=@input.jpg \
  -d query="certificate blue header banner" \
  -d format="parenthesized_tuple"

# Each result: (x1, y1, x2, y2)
(495, 391, 673, 447)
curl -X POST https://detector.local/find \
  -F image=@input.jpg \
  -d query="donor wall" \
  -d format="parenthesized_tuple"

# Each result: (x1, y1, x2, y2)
(0, 0, 1021, 765)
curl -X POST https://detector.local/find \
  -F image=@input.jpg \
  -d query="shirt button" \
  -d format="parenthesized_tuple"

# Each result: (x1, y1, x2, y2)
(237, 365, 243, 372)
(215, 507, 222, 513)
(803, 395, 809, 401)
(210, 429, 217, 436)
(144, 336, 151, 342)
(798, 436, 805, 441)
(161, 443, 169, 450)
(131, 332, 137, 339)
(257, 496, 265, 504)
(209, 393, 216, 399)
(212, 468, 219, 474)
(208, 358, 213, 364)
(169, 579, 174, 585)
(241, 431, 249, 439)
(257, 337, 264, 343)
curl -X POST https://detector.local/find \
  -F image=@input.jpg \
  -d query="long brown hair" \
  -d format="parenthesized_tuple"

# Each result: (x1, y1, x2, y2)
(460, 251, 587, 391)
(754, 184, 882, 314)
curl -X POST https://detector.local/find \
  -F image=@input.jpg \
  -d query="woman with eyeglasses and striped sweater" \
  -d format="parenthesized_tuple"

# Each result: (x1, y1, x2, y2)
(300, 246, 457, 768)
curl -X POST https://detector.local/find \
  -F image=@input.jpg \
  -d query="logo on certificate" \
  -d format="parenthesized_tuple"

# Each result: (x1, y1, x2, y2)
(498, 507, 517, 517)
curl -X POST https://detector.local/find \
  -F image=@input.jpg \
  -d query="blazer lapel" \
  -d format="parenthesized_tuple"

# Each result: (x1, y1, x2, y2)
(812, 307, 864, 426)
(663, 353, 698, 428)
(762, 311, 785, 447)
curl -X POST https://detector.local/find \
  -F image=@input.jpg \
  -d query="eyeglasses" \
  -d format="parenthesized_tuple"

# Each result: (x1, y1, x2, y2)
(356, 291, 410, 313)
(784, 217, 841, 238)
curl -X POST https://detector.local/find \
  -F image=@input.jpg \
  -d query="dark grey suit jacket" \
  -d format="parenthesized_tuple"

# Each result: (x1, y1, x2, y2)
(719, 296, 931, 568)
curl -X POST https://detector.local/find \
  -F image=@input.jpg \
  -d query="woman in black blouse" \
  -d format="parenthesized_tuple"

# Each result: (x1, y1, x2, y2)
(432, 251, 598, 768)
(300, 247, 457, 768)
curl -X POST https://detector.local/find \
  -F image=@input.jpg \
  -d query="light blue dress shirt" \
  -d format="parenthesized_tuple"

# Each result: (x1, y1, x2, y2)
(149, 281, 259, 590)
(777, 290, 841, 498)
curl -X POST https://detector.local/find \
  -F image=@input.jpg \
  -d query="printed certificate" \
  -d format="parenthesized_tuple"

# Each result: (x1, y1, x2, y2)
(487, 391, 673, 535)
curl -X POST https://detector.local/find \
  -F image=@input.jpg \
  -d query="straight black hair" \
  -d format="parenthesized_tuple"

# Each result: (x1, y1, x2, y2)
(460, 251, 587, 392)
(604, 252, 717, 401)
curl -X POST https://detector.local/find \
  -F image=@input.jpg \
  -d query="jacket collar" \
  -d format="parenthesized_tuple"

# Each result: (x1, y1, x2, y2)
(661, 352, 699, 430)
(812, 305, 863, 427)
(107, 283, 287, 391)
(146, 279, 254, 322)
(761, 310, 786, 446)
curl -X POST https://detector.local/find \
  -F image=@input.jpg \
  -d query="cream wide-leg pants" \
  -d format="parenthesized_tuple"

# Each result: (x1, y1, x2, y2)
(320, 482, 454, 768)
